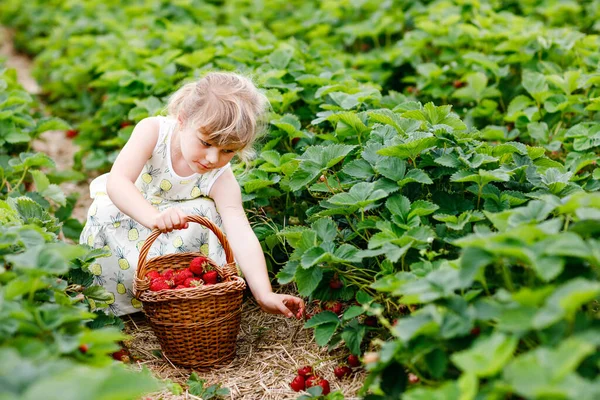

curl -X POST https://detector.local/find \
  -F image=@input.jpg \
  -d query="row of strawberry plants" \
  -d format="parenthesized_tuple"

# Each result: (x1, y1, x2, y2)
(2, 0, 600, 172)
(0, 64, 160, 398)
(1, 1, 599, 398)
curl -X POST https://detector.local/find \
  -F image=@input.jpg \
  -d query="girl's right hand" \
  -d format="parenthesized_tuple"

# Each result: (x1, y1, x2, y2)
(152, 208, 189, 233)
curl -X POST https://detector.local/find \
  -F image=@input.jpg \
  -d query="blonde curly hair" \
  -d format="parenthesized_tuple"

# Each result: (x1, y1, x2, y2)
(167, 72, 270, 162)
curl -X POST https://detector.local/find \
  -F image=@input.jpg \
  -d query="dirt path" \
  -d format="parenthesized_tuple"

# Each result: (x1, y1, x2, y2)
(1, 27, 367, 399)
(1, 27, 92, 222)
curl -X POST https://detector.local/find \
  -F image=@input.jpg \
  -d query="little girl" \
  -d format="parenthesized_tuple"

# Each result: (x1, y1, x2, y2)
(80, 72, 304, 319)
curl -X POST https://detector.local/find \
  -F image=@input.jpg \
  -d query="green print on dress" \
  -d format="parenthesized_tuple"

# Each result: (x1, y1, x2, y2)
(79, 116, 231, 316)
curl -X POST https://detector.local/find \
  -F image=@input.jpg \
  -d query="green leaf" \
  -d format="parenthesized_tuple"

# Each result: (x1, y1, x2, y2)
(341, 321, 366, 355)
(533, 278, 600, 329)
(295, 266, 323, 296)
(378, 136, 438, 160)
(304, 311, 340, 328)
(328, 182, 388, 209)
(451, 333, 518, 377)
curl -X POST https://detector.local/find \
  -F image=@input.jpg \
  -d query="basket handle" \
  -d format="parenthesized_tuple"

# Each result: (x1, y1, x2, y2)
(135, 215, 236, 283)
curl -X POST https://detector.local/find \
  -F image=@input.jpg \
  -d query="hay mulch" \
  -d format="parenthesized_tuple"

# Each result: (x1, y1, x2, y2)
(123, 285, 366, 400)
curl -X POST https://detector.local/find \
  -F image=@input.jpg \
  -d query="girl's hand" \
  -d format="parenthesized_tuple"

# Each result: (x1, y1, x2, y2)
(257, 292, 305, 319)
(153, 208, 189, 233)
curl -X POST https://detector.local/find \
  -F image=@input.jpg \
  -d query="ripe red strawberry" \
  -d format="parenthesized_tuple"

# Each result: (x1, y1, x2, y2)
(470, 326, 481, 336)
(189, 256, 208, 275)
(453, 80, 466, 88)
(305, 375, 318, 388)
(146, 271, 161, 280)
(333, 365, 352, 379)
(161, 269, 174, 280)
(290, 375, 305, 392)
(65, 129, 78, 138)
(174, 268, 193, 286)
(306, 376, 329, 395)
(364, 316, 378, 327)
(120, 121, 133, 128)
(323, 301, 343, 315)
(203, 270, 218, 285)
(175, 285, 187, 289)
(184, 277, 203, 287)
(78, 344, 89, 353)
(329, 277, 343, 289)
(112, 348, 130, 363)
(297, 365, 313, 377)
(348, 354, 360, 368)
(318, 378, 330, 395)
(150, 279, 171, 291)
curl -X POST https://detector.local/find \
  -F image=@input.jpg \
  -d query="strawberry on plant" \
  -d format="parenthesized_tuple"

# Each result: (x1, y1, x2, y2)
(305, 375, 318, 388)
(189, 256, 208, 275)
(329, 276, 343, 289)
(150, 279, 171, 291)
(323, 301, 343, 315)
(203, 270, 218, 285)
(290, 375, 305, 392)
(333, 365, 352, 379)
(408, 373, 419, 384)
(78, 344, 89, 353)
(297, 365, 313, 377)
(364, 316, 378, 327)
(120, 121, 133, 128)
(347, 354, 360, 368)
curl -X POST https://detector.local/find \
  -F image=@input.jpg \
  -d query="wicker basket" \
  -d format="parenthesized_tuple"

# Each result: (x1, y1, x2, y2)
(133, 215, 246, 369)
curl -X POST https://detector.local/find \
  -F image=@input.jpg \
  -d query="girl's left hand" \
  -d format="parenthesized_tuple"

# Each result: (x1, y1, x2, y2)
(257, 292, 305, 319)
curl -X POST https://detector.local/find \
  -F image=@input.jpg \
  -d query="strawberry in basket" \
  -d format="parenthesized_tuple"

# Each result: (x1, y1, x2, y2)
(189, 256, 210, 276)
(174, 268, 194, 286)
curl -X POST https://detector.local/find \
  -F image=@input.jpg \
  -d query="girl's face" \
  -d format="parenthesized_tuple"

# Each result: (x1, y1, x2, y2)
(177, 122, 241, 173)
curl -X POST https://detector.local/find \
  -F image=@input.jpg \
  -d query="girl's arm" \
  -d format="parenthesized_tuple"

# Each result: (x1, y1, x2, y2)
(106, 117, 164, 229)
(210, 169, 304, 319)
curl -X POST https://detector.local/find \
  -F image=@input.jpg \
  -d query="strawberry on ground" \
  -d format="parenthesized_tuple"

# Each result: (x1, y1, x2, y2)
(334, 365, 352, 379)
(297, 365, 313, 377)
(189, 256, 208, 275)
(306, 376, 330, 395)
(290, 375, 305, 392)
(348, 354, 360, 368)
(65, 129, 78, 138)
(203, 270, 218, 285)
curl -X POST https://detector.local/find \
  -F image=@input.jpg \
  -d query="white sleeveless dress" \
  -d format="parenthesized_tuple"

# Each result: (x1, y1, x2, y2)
(79, 116, 229, 316)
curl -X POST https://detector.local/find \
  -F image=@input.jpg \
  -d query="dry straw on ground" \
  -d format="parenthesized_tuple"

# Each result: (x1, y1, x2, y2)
(124, 286, 366, 400)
